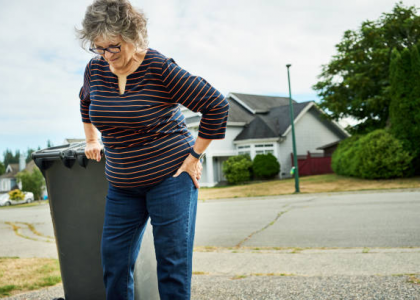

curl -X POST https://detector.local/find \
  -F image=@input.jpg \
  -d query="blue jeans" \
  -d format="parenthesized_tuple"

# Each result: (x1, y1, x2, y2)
(100, 171, 198, 300)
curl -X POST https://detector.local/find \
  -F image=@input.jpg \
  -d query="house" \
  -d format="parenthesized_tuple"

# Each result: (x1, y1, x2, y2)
(184, 92, 350, 187)
(0, 155, 27, 192)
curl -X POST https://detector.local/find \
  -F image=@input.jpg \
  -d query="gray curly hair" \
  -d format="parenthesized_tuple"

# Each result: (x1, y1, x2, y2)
(75, 0, 148, 51)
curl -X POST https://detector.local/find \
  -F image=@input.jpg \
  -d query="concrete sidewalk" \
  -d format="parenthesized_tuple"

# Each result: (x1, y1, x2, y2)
(5, 247, 420, 299)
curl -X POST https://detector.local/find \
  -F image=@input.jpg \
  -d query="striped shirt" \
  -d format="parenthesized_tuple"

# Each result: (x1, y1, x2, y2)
(79, 48, 229, 188)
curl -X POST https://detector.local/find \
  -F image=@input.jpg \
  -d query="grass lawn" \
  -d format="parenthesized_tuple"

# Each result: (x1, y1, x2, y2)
(0, 201, 48, 210)
(198, 174, 420, 200)
(0, 257, 61, 298)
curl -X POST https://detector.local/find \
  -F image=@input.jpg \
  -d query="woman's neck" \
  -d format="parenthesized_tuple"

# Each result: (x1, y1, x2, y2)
(110, 50, 147, 77)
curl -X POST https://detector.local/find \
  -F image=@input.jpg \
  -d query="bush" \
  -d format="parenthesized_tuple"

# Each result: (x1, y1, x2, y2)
(332, 129, 413, 179)
(252, 153, 280, 179)
(222, 154, 253, 185)
(8, 189, 25, 200)
(15, 168, 45, 200)
(331, 135, 363, 176)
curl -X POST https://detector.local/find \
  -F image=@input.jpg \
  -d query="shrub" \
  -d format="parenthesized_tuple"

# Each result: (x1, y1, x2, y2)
(252, 153, 280, 179)
(8, 189, 25, 200)
(15, 168, 45, 200)
(222, 154, 253, 185)
(332, 129, 413, 179)
(331, 135, 363, 176)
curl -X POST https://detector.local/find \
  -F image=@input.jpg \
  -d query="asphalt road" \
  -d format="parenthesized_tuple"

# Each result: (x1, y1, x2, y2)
(1, 189, 420, 299)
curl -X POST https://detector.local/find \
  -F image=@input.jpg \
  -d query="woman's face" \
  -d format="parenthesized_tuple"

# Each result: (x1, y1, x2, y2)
(93, 35, 136, 69)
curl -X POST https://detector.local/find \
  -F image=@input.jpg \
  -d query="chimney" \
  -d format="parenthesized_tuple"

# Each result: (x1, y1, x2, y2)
(19, 155, 26, 171)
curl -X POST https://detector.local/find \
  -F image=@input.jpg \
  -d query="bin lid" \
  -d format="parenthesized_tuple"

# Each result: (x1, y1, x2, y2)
(31, 141, 104, 171)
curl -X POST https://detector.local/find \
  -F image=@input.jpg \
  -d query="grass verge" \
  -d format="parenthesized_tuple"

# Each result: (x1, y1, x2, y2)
(0, 201, 48, 210)
(0, 257, 61, 298)
(198, 174, 420, 200)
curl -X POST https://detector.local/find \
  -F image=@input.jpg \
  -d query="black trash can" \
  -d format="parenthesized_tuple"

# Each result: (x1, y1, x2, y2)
(32, 142, 159, 300)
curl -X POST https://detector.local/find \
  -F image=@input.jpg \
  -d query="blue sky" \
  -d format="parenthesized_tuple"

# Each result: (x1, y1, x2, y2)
(0, 0, 418, 162)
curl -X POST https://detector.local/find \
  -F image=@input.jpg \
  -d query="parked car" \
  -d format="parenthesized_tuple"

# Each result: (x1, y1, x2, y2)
(24, 192, 34, 203)
(0, 193, 12, 206)
(0, 192, 35, 206)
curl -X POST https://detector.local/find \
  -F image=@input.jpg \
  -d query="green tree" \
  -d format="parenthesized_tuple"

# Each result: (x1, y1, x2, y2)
(15, 168, 45, 200)
(410, 45, 420, 173)
(0, 161, 5, 176)
(3, 149, 20, 166)
(222, 154, 253, 185)
(389, 46, 420, 174)
(26, 148, 36, 163)
(313, 2, 420, 134)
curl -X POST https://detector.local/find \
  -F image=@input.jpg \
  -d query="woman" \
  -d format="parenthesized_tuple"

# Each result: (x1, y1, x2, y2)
(76, 0, 229, 299)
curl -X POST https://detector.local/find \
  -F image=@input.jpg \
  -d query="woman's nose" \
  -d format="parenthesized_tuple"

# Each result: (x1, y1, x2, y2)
(104, 51, 114, 60)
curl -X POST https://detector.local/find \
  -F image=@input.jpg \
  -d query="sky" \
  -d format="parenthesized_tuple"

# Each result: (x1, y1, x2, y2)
(0, 0, 418, 162)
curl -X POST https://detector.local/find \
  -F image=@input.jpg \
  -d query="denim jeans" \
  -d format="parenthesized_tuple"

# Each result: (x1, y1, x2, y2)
(100, 171, 198, 300)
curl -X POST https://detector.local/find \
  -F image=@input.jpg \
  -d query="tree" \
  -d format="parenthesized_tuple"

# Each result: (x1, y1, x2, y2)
(389, 46, 420, 174)
(0, 161, 5, 176)
(3, 149, 20, 166)
(15, 168, 45, 200)
(25, 148, 36, 163)
(313, 2, 420, 135)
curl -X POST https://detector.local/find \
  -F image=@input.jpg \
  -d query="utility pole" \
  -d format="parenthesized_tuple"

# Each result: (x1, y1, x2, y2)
(286, 64, 300, 193)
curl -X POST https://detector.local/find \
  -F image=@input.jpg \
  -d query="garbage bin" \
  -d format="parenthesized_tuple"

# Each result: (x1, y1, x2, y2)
(32, 142, 159, 300)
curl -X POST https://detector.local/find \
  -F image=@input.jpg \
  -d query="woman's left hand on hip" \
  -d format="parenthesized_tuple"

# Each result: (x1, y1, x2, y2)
(173, 154, 203, 189)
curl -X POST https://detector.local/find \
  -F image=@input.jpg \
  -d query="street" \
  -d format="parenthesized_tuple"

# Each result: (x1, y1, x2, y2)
(1, 189, 420, 299)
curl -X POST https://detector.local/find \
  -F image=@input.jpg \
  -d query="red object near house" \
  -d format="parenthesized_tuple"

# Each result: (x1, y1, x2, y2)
(291, 151, 333, 176)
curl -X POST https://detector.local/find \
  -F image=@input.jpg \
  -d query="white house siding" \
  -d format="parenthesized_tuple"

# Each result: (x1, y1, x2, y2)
(279, 107, 344, 178)
(188, 126, 242, 187)
(0, 179, 11, 192)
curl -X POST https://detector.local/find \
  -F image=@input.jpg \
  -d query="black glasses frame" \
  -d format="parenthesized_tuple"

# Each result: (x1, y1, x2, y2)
(89, 45, 122, 55)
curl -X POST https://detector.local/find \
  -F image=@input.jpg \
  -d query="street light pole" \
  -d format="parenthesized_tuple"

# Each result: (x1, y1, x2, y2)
(286, 64, 300, 193)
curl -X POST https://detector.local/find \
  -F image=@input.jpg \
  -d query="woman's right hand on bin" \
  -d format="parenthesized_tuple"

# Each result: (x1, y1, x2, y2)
(85, 140, 103, 162)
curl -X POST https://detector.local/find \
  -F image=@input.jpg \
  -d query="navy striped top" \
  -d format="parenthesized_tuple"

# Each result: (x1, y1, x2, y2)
(79, 48, 229, 188)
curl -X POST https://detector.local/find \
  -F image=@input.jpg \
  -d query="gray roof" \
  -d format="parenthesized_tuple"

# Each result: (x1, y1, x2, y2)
(235, 102, 312, 141)
(316, 140, 341, 150)
(0, 163, 20, 179)
(230, 92, 295, 113)
(185, 96, 255, 125)
(24, 160, 38, 173)
(183, 92, 347, 141)
(226, 97, 254, 123)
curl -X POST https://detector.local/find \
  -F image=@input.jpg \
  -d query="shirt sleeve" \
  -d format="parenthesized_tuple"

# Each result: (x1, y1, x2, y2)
(79, 60, 92, 124)
(160, 58, 229, 140)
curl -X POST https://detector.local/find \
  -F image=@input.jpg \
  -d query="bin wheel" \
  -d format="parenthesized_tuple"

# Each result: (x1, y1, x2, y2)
(52, 298, 65, 300)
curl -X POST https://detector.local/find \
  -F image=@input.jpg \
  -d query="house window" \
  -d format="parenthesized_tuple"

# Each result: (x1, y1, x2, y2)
(237, 145, 251, 156)
(254, 144, 274, 155)
(237, 144, 275, 157)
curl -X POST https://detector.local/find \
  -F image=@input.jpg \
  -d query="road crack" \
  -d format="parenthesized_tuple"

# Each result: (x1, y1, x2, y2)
(235, 205, 290, 248)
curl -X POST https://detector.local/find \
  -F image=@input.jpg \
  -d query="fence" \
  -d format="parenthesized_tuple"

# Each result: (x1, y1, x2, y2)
(291, 151, 333, 176)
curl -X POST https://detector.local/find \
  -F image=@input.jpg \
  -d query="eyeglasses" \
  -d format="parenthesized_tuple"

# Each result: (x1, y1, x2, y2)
(89, 45, 121, 55)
